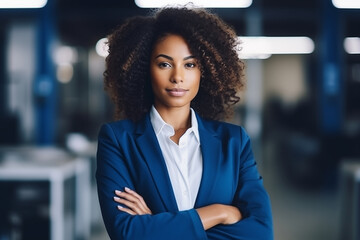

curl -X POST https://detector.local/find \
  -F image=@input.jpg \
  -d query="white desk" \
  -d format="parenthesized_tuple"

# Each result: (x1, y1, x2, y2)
(0, 147, 91, 240)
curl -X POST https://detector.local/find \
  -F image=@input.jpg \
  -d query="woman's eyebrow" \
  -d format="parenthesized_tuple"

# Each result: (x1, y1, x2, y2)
(155, 54, 195, 61)
(155, 54, 173, 60)
(183, 55, 195, 60)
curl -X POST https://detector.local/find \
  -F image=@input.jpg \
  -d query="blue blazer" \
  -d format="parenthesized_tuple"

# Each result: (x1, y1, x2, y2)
(96, 113, 273, 240)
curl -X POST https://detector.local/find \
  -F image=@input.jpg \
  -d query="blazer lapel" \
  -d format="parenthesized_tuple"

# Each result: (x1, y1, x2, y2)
(134, 115, 179, 212)
(194, 115, 223, 207)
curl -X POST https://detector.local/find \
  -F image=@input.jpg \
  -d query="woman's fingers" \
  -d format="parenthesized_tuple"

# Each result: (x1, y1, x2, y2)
(124, 187, 148, 207)
(114, 190, 149, 214)
(117, 205, 136, 215)
(114, 188, 152, 215)
(114, 196, 144, 215)
(124, 187, 152, 213)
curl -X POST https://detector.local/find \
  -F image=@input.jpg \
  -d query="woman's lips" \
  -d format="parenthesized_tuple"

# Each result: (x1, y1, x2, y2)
(166, 88, 188, 97)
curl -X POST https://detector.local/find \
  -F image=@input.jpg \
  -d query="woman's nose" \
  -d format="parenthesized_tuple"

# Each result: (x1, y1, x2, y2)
(170, 66, 183, 83)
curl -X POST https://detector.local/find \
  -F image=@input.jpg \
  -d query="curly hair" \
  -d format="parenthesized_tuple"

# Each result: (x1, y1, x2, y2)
(104, 6, 245, 121)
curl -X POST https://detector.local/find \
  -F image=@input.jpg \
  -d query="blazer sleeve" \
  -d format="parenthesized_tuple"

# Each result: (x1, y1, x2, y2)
(206, 127, 273, 240)
(96, 123, 207, 240)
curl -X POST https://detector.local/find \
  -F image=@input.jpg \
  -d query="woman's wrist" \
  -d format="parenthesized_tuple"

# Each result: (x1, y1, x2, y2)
(215, 204, 229, 224)
(221, 204, 242, 225)
(196, 203, 241, 230)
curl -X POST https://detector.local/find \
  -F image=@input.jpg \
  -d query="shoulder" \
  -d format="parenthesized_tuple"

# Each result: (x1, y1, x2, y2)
(103, 119, 137, 131)
(199, 117, 250, 143)
(199, 118, 254, 159)
(98, 119, 140, 139)
(199, 115, 247, 135)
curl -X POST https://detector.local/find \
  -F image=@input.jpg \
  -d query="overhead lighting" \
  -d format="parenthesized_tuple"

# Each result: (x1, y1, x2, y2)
(96, 36, 314, 60)
(96, 38, 109, 58)
(239, 53, 271, 60)
(344, 37, 360, 54)
(0, 0, 47, 8)
(135, 0, 252, 8)
(53, 46, 78, 65)
(56, 63, 74, 84)
(238, 36, 315, 59)
(332, 0, 360, 9)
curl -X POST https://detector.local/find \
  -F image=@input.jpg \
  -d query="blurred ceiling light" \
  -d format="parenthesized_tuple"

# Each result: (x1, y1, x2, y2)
(96, 38, 109, 58)
(240, 53, 272, 60)
(135, 0, 252, 8)
(344, 37, 360, 54)
(53, 46, 78, 65)
(56, 63, 74, 84)
(332, 0, 360, 9)
(0, 0, 47, 8)
(238, 36, 315, 59)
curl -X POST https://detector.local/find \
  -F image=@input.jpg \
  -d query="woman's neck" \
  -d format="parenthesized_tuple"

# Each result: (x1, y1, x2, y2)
(154, 105, 191, 132)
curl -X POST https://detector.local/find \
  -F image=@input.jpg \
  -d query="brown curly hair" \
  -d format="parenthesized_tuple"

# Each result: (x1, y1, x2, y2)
(104, 6, 245, 121)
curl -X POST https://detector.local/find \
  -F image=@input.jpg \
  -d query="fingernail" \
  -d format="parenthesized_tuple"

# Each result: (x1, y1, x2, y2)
(124, 187, 131, 191)
(113, 196, 120, 200)
(117, 205, 123, 209)
(115, 190, 122, 194)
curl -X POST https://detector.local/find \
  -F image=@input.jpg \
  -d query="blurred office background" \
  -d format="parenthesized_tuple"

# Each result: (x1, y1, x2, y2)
(0, 0, 359, 239)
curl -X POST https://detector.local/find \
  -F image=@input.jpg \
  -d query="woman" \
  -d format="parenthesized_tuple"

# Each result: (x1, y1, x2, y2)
(96, 6, 273, 240)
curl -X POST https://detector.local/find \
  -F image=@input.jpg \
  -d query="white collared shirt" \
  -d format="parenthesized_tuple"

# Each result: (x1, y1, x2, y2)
(150, 106, 203, 211)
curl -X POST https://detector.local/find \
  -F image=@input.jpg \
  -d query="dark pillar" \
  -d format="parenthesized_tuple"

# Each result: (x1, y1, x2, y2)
(317, 1, 344, 189)
(318, 0, 344, 134)
(34, 1, 57, 145)
(0, 26, 5, 116)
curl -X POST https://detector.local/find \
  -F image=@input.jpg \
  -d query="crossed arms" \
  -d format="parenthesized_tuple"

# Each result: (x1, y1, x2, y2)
(96, 122, 273, 240)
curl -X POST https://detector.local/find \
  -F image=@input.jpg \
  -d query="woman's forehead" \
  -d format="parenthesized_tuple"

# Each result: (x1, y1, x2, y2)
(152, 34, 193, 57)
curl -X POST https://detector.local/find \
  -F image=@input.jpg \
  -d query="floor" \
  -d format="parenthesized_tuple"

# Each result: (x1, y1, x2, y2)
(91, 225, 108, 240)
(262, 138, 341, 240)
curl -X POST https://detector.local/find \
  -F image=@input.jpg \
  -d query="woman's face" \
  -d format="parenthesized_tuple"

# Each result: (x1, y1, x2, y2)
(150, 34, 201, 111)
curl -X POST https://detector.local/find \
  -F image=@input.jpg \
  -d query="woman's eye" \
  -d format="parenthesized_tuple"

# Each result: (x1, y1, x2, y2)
(158, 62, 171, 68)
(185, 63, 196, 68)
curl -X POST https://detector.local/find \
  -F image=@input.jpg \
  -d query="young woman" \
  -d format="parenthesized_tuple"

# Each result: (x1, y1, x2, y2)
(96, 6, 273, 240)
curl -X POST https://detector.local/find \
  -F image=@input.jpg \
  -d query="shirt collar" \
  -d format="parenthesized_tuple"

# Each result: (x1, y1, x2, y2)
(149, 106, 200, 142)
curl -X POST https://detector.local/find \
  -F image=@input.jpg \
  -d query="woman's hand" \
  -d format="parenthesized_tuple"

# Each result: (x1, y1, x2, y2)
(113, 187, 152, 215)
(196, 204, 242, 230)
(221, 205, 242, 225)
